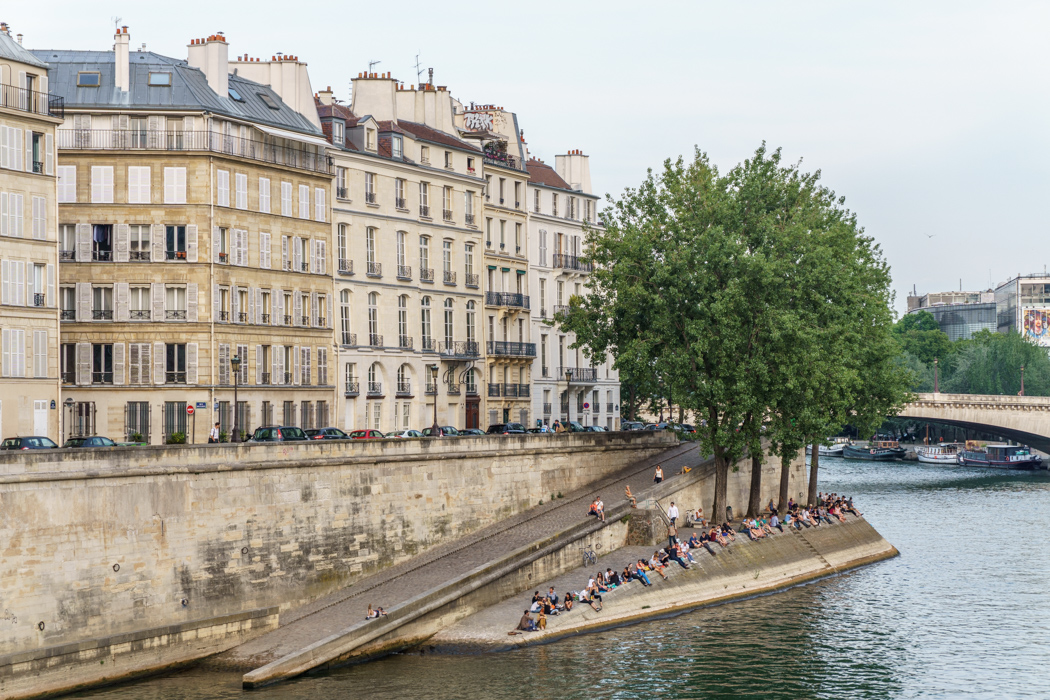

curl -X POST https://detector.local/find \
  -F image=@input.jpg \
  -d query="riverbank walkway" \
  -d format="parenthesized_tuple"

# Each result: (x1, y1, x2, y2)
(212, 440, 703, 674)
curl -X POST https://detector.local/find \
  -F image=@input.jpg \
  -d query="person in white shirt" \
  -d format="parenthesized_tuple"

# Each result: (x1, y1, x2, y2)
(667, 502, 679, 527)
(209, 422, 220, 443)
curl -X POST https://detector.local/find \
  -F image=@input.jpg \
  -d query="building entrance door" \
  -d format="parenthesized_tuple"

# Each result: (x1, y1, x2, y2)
(34, 400, 47, 437)
(502, 408, 510, 423)
(465, 396, 479, 429)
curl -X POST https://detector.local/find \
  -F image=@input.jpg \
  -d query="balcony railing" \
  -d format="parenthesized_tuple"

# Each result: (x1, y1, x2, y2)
(261, 372, 271, 385)
(419, 205, 430, 218)
(0, 84, 63, 118)
(283, 314, 293, 325)
(395, 196, 406, 210)
(58, 129, 332, 174)
(238, 312, 248, 323)
(543, 403, 552, 415)
(218, 311, 229, 322)
(485, 292, 530, 309)
(425, 382, 437, 395)
(367, 381, 383, 396)
(61, 371, 75, 384)
(166, 310, 187, 320)
(369, 333, 383, 347)
(365, 191, 376, 204)
(130, 310, 150, 320)
(486, 341, 536, 357)
(300, 261, 309, 273)
(465, 273, 479, 288)
(399, 335, 413, 349)
(91, 371, 113, 385)
(130, 250, 150, 261)
(165, 371, 187, 384)
(443, 270, 456, 285)
(421, 338, 436, 352)
(60, 250, 75, 261)
(552, 253, 594, 273)
(344, 381, 360, 397)
(397, 265, 412, 280)
(559, 366, 598, 383)
(466, 384, 479, 396)
(465, 213, 476, 226)
(92, 250, 112, 262)
(488, 384, 501, 397)
(420, 268, 434, 283)
(261, 313, 271, 324)
(341, 332, 357, 346)
(607, 402, 615, 413)
(165, 249, 187, 261)
(316, 317, 326, 328)
(396, 381, 412, 396)
(336, 186, 348, 200)
(92, 309, 113, 320)
(299, 315, 309, 326)
(283, 372, 293, 385)
(437, 341, 480, 359)
(61, 309, 75, 320)
(339, 259, 354, 276)
(443, 209, 453, 222)
(218, 252, 229, 264)
(553, 305, 571, 316)
(33, 293, 45, 307)
(366, 262, 382, 277)
(447, 383, 461, 396)
(482, 153, 525, 171)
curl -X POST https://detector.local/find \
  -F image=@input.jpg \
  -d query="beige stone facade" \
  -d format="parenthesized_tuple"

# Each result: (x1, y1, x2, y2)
(0, 28, 62, 441)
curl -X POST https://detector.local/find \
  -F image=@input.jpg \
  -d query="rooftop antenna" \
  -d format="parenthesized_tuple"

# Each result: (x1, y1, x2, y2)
(368, 59, 381, 73)
(111, 16, 122, 34)
(414, 53, 424, 84)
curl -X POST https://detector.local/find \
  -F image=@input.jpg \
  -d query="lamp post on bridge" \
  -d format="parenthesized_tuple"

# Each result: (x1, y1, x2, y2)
(933, 358, 939, 394)
(230, 355, 241, 443)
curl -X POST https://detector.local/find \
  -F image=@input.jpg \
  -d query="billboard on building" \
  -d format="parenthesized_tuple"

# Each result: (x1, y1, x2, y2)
(1022, 308, 1050, 346)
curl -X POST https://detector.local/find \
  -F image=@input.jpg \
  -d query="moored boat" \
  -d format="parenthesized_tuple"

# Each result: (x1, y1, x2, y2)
(842, 440, 907, 461)
(957, 443, 1042, 469)
(806, 437, 849, 457)
(916, 443, 962, 464)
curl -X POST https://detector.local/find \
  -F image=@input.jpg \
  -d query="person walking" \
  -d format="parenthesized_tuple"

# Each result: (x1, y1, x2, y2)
(667, 501, 679, 527)
(208, 422, 220, 444)
(653, 465, 664, 484)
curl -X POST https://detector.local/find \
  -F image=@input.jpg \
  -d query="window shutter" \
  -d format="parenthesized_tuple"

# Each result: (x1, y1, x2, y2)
(219, 344, 229, 385)
(0, 126, 7, 169)
(293, 293, 302, 327)
(0, 329, 8, 377)
(232, 287, 240, 321)
(46, 264, 54, 307)
(147, 115, 163, 148)
(76, 223, 91, 262)
(140, 343, 151, 385)
(115, 223, 130, 262)
(275, 346, 283, 385)
(275, 291, 284, 326)
(317, 240, 326, 275)
(239, 229, 248, 266)
(213, 283, 221, 322)
(113, 342, 125, 385)
(177, 167, 186, 204)
(187, 283, 198, 323)
(0, 192, 7, 235)
(292, 236, 302, 272)
(152, 282, 165, 321)
(129, 343, 140, 385)
(23, 128, 31, 174)
(327, 295, 333, 330)
(154, 342, 165, 384)
(282, 236, 289, 270)
(293, 345, 300, 385)
(260, 232, 270, 269)
(310, 292, 318, 326)
(186, 224, 198, 262)
(187, 343, 198, 384)
(76, 282, 90, 321)
(45, 133, 53, 176)
(248, 287, 256, 324)
(256, 345, 263, 385)
(237, 344, 248, 384)
(0, 259, 7, 304)
(152, 223, 165, 262)
(76, 342, 91, 385)
(115, 282, 129, 322)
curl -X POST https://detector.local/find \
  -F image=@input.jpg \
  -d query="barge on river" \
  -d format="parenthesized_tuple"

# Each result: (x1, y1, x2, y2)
(916, 443, 962, 464)
(843, 440, 907, 461)
(957, 443, 1042, 469)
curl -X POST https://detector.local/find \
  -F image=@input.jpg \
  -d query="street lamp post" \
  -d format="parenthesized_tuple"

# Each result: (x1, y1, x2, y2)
(230, 355, 241, 443)
(1020, 365, 1025, 396)
(564, 368, 573, 424)
(431, 365, 440, 436)
(933, 358, 939, 393)
(63, 397, 74, 444)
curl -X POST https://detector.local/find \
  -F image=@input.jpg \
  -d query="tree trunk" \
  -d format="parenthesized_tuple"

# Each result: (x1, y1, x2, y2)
(778, 450, 793, 512)
(746, 451, 762, 517)
(711, 448, 730, 525)
(807, 440, 820, 507)
(678, 404, 685, 425)
(628, 385, 637, 420)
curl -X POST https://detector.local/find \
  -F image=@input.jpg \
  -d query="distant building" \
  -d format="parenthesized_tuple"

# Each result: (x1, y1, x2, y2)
(994, 274, 1050, 348)
(906, 289, 996, 341)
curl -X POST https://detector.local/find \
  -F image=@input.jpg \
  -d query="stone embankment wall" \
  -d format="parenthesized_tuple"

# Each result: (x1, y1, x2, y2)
(0, 432, 674, 697)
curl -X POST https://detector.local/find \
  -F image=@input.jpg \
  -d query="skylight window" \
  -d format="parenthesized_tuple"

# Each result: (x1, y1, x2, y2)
(258, 93, 280, 110)
(77, 72, 101, 87)
(228, 87, 244, 102)
(148, 72, 171, 87)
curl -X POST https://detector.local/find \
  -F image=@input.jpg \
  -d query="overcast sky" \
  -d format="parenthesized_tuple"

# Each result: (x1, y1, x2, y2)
(10, 0, 1049, 314)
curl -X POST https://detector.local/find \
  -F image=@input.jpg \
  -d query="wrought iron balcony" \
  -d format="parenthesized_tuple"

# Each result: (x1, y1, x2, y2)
(365, 191, 376, 204)
(553, 305, 571, 316)
(443, 209, 453, 222)
(165, 371, 187, 384)
(486, 341, 537, 357)
(301, 316, 310, 326)
(316, 317, 326, 328)
(33, 293, 45, 307)
(0, 84, 64, 118)
(261, 313, 270, 324)
(367, 262, 382, 277)
(283, 314, 292, 325)
(421, 338, 436, 352)
(488, 384, 501, 397)
(92, 250, 112, 262)
(92, 309, 113, 320)
(60, 250, 75, 261)
(485, 292, 530, 309)
(607, 402, 615, 413)
(552, 253, 594, 273)
(130, 250, 150, 261)
(395, 197, 406, 210)
(338, 258, 354, 276)
(399, 335, 413, 349)
(219, 311, 229, 322)
(130, 310, 150, 320)
(447, 384, 461, 396)
(165, 249, 187, 261)
(420, 205, 430, 218)
(92, 371, 113, 385)
(344, 381, 360, 397)
(341, 332, 357, 346)
(284, 372, 293, 385)
(425, 382, 437, 395)
(61, 371, 75, 384)
(367, 381, 383, 396)
(559, 366, 598, 383)
(336, 186, 349, 200)
(420, 268, 435, 283)
(397, 265, 412, 280)
(437, 341, 480, 359)
(261, 372, 271, 385)
(443, 270, 456, 285)
(61, 309, 75, 320)
(369, 333, 383, 347)
(396, 381, 412, 396)
(301, 261, 309, 273)
(465, 273, 479, 288)
(543, 403, 552, 415)
(218, 252, 229, 264)
(466, 384, 479, 396)
(465, 213, 476, 226)
(238, 312, 248, 323)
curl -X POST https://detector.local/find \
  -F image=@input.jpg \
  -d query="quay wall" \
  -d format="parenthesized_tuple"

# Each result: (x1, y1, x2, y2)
(0, 432, 675, 697)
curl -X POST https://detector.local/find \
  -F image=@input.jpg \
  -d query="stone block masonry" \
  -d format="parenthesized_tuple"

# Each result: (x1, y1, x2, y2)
(0, 431, 674, 698)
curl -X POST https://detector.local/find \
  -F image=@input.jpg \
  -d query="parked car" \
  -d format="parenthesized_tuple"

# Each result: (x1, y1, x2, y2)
(457, 428, 485, 437)
(584, 425, 607, 432)
(421, 426, 460, 437)
(679, 424, 697, 434)
(248, 426, 309, 442)
(0, 436, 58, 450)
(305, 427, 349, 440)
(486, 422, 526, 435)
(526, 427, 550, 434)
(62, 436, 117, 448)
(386, 429, 424, 439)
(348, 429, 385, 439)
(621, 421, 645, 431)
(644, 422, 671, 431)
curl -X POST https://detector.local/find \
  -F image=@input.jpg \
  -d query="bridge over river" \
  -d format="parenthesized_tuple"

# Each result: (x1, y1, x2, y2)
(900, 392, 1050, 453)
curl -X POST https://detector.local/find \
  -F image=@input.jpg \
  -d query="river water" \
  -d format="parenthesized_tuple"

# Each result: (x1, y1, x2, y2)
(71, 457, 1050, 699)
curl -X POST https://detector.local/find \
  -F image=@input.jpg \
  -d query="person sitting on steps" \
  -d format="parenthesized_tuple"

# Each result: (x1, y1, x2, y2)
(625, 484, 637, 508)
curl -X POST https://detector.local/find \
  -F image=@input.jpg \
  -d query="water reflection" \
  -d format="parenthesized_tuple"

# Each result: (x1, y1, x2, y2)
(71, 459, 1050, 700)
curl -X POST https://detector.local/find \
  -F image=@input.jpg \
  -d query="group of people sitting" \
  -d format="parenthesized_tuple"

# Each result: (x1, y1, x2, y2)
(587, 496, 606, 522)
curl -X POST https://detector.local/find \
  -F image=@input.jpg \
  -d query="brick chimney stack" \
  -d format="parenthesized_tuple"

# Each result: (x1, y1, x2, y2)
(114, 26, 130, 92)
(187, 33, 229, 97)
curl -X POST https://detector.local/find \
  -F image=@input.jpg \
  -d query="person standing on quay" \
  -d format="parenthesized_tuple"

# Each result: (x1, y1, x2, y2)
(209, 422, 220, 444)
(667, 501, 679, 527)
(654, 465, 664, 484)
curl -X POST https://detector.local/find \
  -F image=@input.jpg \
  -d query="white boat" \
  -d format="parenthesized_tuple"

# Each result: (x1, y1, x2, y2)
(806, 438, 848, 457)
(916, 443, 961, 464)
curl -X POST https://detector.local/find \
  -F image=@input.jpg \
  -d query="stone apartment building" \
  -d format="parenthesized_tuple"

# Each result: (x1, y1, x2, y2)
(37, 29, 335, 444)
(317, 73, 487, 432)
(0, 26, 62, 440)
(525, 152, 620, 429)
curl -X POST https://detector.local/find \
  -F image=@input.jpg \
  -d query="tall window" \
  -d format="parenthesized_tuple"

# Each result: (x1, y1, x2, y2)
(216, 169, 229, 206)
(166, 343, 186, 384)
(466, 301, 476, 343)
(365, 173, 375, 202)
(298, 184, 310, 219)
(259, 177, 270, 212)
(398, 295, 408, 344)
(419, 182, 429, 214)
(235, 172, 247, 209)
(499, 220, 506, 248)
(419, 235, 430, 272)
(335, 167, 347, 198)
(443, 298, 454, 346)
(396, 231, 406, 268)
(539, 230, 547, 266)
(281, 181, 292, 216)
(465, 190, 474, 218)
(366, 227, 376, 264)
(395, 178, 405, 207)
(337, 224, 348, 264)
(465, 244, 474, 276)
(534, 188, 540, 212)
(368, 292, 379, 344)
(128, 166, 150, 204)
(421, 296, 432, 347)
(515, 223, 522, 253)
(442, 240, 452, 273)
(340, 290, 351, 345)
(539, 279, 547, 313)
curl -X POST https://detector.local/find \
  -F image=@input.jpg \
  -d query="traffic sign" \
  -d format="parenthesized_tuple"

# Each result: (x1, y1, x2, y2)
(195, 401, 207, 409)
(186, 405, 195, 415)
(583, 402, 590, 409)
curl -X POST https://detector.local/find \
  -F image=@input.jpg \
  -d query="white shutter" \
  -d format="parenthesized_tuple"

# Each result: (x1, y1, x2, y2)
(275, 291, 284, 326)
(76, 282, 90, 321)
(293, 292, 302, 327)
(186, 224, 198, 263)
(19, 262, 27, 307)
(293, 345, 300, 385)
(154, 341, 165, 384)
(275, 345, 284, 385)
(237, 343, 249, 384)
(0, 192, 7, 234)
(256, 345, 263, 385)
(76, 342, 91, 385)
(239, 229, 248, 266)
(152, 282, 165, 322)
(45, 133, 53, 176)
(76, 223, 91, 262)
(213, 226, 221, 263)
(25, 128, 31, 174)
(219, 344, 229, 385)
(115, 223, 130, 262)
(129, 343, 140, 385)
(259, 232, 270, 269)
(46, 264, 54, 307)
(0, 126, 8, 169)
(113, 342, 125, 385)
(317, 240, 326, 276)
(232, 287, 240, 322)
(0, 329, 7, 378)
(311, 240, 319, 274)
(187, 343, 198, 384)
(292, 236, 302, 272)
(187, 283, 198, 323)
(213, 283, 221, 322)
(327, 294, 333, 330)
(115, 282, 129, 321)
(248, 287, 256, 324)
(0, 259, 8, 305)
(152, 223, 165, 262)
(282, 236, 289, 271)
(310, 292, 318, 326)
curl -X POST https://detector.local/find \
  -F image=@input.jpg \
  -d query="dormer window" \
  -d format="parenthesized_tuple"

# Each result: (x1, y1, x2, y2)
(77, 72, 101, 87)
(332, 121, 344, 144)
(366, 129, 376, 150)
(420, 145, 430, 164)
(258, 93, 281, 110)
(444, 151, 453, 169)
(392, 135, 403, 160)
(148, 72, 172, 87)
(467, 157, 475, 173)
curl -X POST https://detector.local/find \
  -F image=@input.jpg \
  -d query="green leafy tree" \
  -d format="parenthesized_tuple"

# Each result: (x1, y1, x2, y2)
(893, 311, 953, 366)
(945, 331, 1050, 395)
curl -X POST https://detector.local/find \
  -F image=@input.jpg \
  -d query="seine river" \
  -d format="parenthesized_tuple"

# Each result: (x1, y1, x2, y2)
(72, 457, 1050, 699)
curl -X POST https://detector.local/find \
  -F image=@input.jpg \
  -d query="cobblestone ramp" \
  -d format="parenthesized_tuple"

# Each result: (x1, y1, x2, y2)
(209, 441, 701, 680)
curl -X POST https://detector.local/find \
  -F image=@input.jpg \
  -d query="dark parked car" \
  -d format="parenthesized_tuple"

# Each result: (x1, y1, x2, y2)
(584, 425, 607, 432)
(62, 436, 117, 448)
(458, 428, 485, 437)
(421, 426, 460, 437)
(1, 436, 58, 450)
(248, 426, 309, 442)
(679, 424, 696, 434)
(565, 421, 586, 433)
(621, 421, 645, 431)
(486, 422, 526, 435)
(305, 427, 349, 440)
(526, 427, 549, 434)
(348, 429, 385, 439)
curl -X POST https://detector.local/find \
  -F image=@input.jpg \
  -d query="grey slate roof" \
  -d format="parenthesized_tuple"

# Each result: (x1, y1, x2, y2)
(0, 32, 48, 69)
(31, 49, 320, 136)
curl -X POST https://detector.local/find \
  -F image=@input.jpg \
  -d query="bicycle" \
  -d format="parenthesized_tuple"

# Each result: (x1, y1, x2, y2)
(580, 542, 601, 567)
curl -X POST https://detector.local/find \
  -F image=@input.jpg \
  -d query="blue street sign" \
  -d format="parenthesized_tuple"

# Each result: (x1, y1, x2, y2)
(196, 402, 207, 409)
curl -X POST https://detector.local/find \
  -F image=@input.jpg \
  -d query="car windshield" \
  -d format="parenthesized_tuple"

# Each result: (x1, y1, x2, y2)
(506, 423, 525, 431)
(282, 427, 307, 439)
(253, 428, 275, 440)
(329, 429, 347, 437)
(64, 438, 85, 447)
(1, 439, 18, 447)
(305, 430, 321, 437)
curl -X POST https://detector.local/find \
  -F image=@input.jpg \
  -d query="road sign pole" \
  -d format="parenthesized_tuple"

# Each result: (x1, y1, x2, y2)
(192, 412, 196, 444)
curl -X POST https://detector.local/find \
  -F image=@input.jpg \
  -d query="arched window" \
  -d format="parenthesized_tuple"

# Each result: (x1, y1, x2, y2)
(366, 227, 377, 265)
(443, 298, 454, 346)
(421, 296, 432, 349)
(419, 235, 430, 277)
(340, 289, 352, 345)
(466, 300, 476, 345)
(464, 367, 477, 394)
(397, 364, 410, 394)
(396, 231, 407, 268)
(367, 362, 381, 394)
(368, 292, 379, 345)
(398, 295, 409, 347)
(337, 223, 348, 264)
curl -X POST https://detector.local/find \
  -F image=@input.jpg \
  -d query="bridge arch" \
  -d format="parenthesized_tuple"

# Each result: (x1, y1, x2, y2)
(899, 393, 1050, 453)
